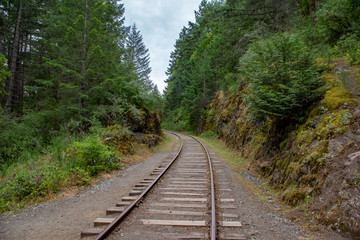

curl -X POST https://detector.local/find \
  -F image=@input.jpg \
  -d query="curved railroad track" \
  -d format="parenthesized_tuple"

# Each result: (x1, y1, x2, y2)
(81, 132, 244, 240)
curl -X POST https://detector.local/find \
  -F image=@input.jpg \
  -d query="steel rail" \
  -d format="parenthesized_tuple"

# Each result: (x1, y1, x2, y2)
(188, 135, 217, 240)
(95, 131, 183, 240)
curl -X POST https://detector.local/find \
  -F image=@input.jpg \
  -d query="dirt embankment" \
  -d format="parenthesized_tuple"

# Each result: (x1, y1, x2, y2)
(201, 58, 360, 238)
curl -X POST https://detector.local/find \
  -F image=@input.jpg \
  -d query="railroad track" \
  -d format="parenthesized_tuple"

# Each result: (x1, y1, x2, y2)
(81, 132, 245, 239)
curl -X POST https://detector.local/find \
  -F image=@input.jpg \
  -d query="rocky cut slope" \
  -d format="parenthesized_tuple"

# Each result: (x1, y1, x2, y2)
(201, 58, 360, 238)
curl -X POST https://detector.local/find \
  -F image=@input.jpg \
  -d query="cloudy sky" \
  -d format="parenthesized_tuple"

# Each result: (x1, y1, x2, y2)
(122, 0, 202, 93)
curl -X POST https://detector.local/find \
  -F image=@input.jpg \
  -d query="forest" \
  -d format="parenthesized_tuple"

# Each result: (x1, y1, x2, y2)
(0, 0, 162, 211)
(163, 0, 360, 131)
(163, 0, 360, 236)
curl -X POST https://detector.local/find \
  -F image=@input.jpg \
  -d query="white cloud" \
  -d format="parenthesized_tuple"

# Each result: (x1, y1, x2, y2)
(122, 0, 201, 93)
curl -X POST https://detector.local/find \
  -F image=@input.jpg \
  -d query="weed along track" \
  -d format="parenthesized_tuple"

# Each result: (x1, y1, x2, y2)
(81, 132, 245, 240)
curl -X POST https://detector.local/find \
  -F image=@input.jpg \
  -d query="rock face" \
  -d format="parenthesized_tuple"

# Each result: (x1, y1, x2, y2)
(313, 134, 360, 236)
(104, 108, 162, 155)
(124, 107, 162, 135)
(201, 84, 360, 237)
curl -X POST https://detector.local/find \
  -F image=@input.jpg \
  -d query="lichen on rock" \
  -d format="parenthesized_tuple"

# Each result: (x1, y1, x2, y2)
(201, 58, 360, 237)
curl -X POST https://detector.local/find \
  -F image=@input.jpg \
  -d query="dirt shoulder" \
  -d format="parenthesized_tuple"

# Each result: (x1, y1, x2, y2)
(0, 134, 179, 240)
(200, 137, 351, 240)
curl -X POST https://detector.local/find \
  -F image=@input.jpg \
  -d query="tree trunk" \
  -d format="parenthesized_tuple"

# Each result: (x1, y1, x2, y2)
(5, 1, 23, 113)
(202, 74, 206, 109)
(13, 56, 23, 114)
(272, 0, 278, 20)
(311, 0, 316, 25)
(80, 0, 88, 109)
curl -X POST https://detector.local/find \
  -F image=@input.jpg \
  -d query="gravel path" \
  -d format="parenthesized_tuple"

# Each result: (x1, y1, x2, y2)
(0, 135, 180, 240)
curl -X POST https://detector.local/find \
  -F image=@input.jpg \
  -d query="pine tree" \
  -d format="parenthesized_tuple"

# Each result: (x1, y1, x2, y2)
(126, 23, 152, 89)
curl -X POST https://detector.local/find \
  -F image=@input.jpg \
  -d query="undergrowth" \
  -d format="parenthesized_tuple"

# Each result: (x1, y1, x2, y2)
(0, 128, 124, 213)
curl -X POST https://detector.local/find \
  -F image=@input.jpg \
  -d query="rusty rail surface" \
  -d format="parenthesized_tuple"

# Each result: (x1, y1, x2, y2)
(95, 131, 183, 240)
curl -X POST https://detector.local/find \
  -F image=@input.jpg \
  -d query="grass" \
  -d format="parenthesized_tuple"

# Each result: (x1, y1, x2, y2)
(198, 132, 247, 168)
(156, 132, 176, 152)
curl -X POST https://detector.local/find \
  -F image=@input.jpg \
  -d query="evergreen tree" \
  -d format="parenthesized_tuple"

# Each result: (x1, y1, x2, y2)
(126, 23, 152, 89)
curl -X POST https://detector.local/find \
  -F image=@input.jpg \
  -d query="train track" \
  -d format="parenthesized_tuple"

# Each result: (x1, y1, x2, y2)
(81, 132, 245, 239)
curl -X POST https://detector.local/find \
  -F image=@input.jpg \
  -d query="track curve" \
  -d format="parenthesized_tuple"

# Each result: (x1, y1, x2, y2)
(81, 132, 224, 239)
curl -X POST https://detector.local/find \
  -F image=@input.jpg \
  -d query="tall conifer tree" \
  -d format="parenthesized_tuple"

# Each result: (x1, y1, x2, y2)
(126, 23, 152, 89)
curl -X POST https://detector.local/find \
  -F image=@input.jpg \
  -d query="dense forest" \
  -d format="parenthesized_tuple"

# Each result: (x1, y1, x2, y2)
(163, 0, 359, 130)
(163, 0, 360, 237)
(0, 0, 161, 211)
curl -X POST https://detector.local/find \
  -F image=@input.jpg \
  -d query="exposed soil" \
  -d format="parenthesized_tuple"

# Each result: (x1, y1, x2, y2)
(0, 134, 179, 240)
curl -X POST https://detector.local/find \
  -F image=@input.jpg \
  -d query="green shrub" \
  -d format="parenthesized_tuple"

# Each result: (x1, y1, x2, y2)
(0, 163, 65, 212)
(6, 169, 39, 200)
(0, 111, 39, 170)
(66, 167, 91, 186)
(65, 136, 122, 176)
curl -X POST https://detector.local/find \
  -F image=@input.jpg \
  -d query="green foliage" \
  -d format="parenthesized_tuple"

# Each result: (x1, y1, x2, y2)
(0, 128, 123, 212)
(0, 0, 163, 214)
(65, 136, 122, 176)
(0, 161, 66, 212)
(164, 0, 245, 130)
(161, 107, 192, 132)
(0, 111, 39, 170)
(126, 24, 153, 89)
(316, 0, 360, 43)
(1, 0, 162, 172)
(337, 34, 360, 64)
(239, 33, 324, 120)
(0, 107, 85, 172)
(0, 54, 10, 95)
(164, 0, 360, 130)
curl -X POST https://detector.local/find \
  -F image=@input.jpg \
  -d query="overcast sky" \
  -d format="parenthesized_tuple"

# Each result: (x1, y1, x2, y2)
(122, 0, 202, 93)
